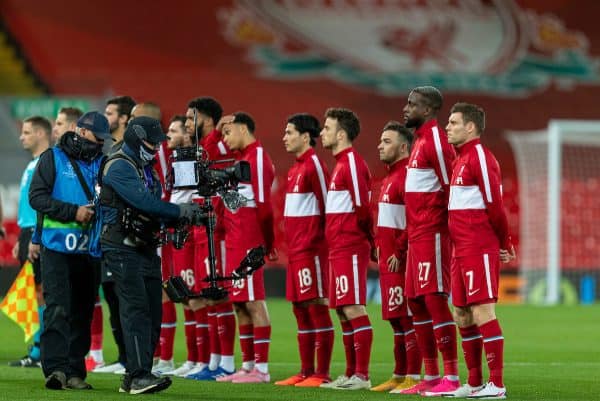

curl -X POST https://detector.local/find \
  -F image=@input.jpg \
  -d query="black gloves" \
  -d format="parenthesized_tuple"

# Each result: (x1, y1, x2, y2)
(178, 202, 201, 222)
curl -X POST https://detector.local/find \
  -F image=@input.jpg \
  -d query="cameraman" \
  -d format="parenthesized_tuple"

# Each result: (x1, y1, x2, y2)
(29, 111, 109, 390)
(99, 116, 200, 394)
(218, 112, 276, 384)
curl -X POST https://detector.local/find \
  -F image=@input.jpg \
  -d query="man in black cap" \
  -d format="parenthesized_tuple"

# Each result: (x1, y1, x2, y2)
(99, 116, 200, 394)
(29, 111, 110, 390)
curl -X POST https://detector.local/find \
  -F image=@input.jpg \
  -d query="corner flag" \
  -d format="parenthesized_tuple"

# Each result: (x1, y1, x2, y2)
(0, 261, 39, 342)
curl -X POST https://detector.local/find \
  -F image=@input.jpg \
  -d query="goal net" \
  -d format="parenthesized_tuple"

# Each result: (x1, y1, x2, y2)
(507, 120, 600, 305)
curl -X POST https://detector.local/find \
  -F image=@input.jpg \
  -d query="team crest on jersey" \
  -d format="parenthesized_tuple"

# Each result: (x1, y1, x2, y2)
(219, 0, 599, 96)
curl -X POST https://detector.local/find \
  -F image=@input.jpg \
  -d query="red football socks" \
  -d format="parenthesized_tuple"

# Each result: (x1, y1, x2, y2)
(479, 319, 504, 388)
(460, 324, 483, 386)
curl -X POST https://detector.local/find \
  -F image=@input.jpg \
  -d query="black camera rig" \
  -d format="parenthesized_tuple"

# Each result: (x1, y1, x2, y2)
(161, 121, 260, 301)
(163, 245, 266, 303)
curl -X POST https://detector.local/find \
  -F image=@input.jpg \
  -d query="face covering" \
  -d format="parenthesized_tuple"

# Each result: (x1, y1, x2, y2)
(139, 141, 157, 163)
(61, 132, 103, 161)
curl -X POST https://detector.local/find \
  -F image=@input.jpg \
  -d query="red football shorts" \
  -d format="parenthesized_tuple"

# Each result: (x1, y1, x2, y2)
(192, 226, 226, 292)
(171, 238, 196, 290)
(328, 246, 370, 308)
(379, 272, 409, 320)
(405, 232, 451, 299)
(226, 246, 265, 302)
(451, 251, 499, 308)
(286, 252, 329, 302)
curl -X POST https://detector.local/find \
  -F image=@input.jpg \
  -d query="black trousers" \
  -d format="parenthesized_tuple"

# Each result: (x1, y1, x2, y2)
(40, 248, 97, 379)
(103, 249, 162, 379)
(101, 281, 127, 365)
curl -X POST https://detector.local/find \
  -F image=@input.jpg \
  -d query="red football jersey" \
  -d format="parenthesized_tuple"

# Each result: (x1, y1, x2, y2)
(223, 140, 275, 252)
(448, 138, 511, 256)
(325, 147, 373, 254)
(375, 158, 409, 272)
(404, 119, 456, 241)
(283, 147, 330, 262)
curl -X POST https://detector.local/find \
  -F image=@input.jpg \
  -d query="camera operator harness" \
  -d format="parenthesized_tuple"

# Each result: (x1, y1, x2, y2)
(98, 150, 164, 250)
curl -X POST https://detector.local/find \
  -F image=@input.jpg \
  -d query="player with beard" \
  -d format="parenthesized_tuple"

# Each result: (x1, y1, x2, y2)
(104, 96, 136, 152)
(183, 97, 237, 381)
(370, 122, 423, 393)
(275, 113, 334, 387)
(319, 108, 374, 391)
(399, 86, 459, 396)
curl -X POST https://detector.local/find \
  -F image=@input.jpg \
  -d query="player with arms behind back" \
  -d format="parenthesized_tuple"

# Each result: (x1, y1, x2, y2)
(445, 102, 515, 399)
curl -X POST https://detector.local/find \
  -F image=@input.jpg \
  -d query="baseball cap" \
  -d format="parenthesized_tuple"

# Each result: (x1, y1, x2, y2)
(77, 111, 111, 140)
(126, 116, 167, 144)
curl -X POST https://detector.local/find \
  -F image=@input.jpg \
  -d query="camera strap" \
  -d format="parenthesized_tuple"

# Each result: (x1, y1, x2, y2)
(66, 155, 94, 203)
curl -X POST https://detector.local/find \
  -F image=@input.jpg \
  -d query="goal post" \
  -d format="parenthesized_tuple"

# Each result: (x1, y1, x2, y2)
(507, 120, 600, 305)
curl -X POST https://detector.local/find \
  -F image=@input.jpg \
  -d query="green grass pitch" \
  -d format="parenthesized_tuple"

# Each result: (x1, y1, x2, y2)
(0, 299, 597, 400)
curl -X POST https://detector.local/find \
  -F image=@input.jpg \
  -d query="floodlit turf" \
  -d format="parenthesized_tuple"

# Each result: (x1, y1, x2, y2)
(0, 299, 598, 400)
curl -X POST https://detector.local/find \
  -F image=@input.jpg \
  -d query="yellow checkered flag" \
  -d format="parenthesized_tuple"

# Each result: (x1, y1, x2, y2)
(0, 261, 39, 342)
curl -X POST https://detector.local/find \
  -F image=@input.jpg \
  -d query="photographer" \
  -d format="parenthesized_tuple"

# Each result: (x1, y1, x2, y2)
(29, 111, 109, 390)
(217, 112, 276, 384)
(99, 116, 200, 394)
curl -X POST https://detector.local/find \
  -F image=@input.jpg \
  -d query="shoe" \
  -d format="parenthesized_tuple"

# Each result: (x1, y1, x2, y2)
(332, 374, 371, 390)
(295, 375, 331, 387)
(151, 359, 174, 375)
(370, 376, 404, 392)
(320, 375, 348, 388)
(216, 368, 248, 382)
(93, 362, 124, 373)
(119, 374, 132, 393)
(275, 373, 307, 386)
(397, 378, 441, 394)
(129, 374, 172, 395)
(114, 366, 126, 375)
(389, 377, 421, 393)
(66, 376, 93, 390)
(467, 382, 506, 399)
(183, 363, 208, 377)
(423, 377, 461, 396)
(163, 361, 196, 377)
(85, 356, 104, 372)
(9, 355, 41, 368)
(231, 367, 270, 383)
(45, 371, 67, 390)
(187, 366, 234, 381)
(444, 383, 486, 398)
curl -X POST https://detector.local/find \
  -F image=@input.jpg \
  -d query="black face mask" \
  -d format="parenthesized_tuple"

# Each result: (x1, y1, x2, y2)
(60, 131, 103, 161)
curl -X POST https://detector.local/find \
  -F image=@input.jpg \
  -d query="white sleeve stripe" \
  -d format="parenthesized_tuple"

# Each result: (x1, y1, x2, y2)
(257, 147, 264, 203)
(432, 126, 449, 185)
(311, 155, 328, 203)
(475, 144, 493, 202)
(158, 145, 168, 181)
(347, 152, 361, 207)
(217, 141, 227, 155)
